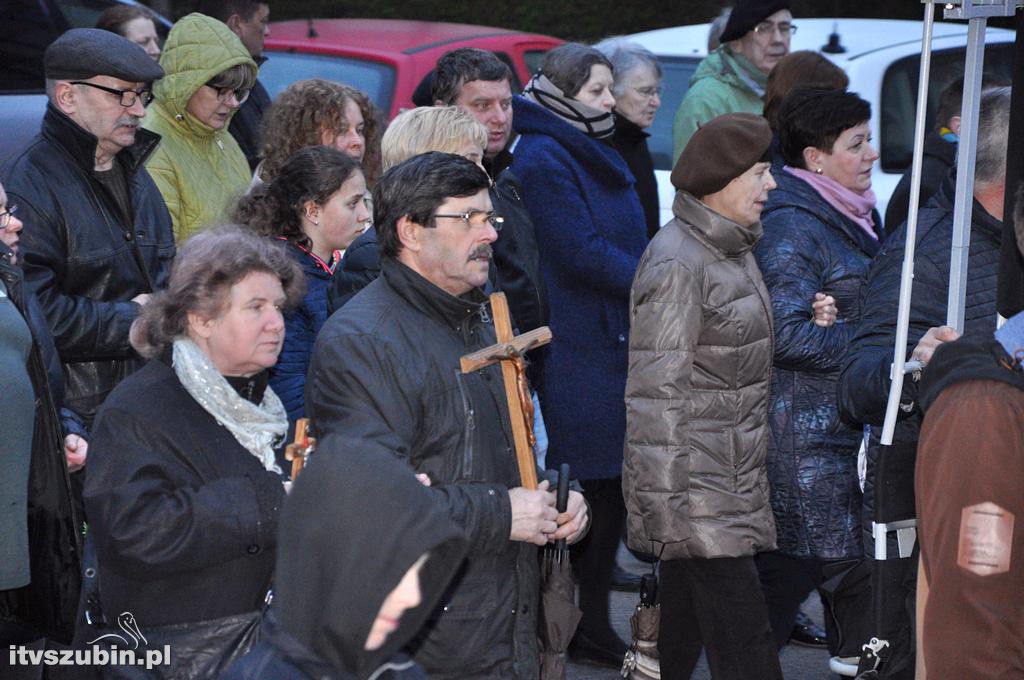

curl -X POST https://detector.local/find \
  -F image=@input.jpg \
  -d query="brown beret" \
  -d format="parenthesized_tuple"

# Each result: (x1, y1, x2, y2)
(671, 113, 773, 198)
(45, 28, 164, 83)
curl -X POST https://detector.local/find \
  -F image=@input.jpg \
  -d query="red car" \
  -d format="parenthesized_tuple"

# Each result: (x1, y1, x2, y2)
(260, 19, 562, 119)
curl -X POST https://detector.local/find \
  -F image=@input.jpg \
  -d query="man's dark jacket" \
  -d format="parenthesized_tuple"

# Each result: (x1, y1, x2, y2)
(229, 79, 272, 171)
(611, 113, 660, 239)
(837, 177, 1002, 548)
(1, 105, 175, 424)
(883, 130, 956, 237)
(0, 245, 83, 644)
(306, 259, 540, 679)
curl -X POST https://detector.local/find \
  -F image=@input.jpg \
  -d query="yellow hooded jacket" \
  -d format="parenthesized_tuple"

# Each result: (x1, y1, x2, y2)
(144, 13, 257, 242)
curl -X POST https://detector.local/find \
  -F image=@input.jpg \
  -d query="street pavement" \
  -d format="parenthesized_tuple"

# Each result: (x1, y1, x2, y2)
(566, 548, 836, 680)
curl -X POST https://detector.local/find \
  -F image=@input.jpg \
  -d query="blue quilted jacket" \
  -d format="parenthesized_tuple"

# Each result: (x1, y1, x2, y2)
(511, 96, 648, 480)
(755, 169, 882, 559)
(270, 242, 332, 423)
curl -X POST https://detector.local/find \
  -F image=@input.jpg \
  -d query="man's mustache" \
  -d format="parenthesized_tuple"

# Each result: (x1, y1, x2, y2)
(469, 245, 493, 261)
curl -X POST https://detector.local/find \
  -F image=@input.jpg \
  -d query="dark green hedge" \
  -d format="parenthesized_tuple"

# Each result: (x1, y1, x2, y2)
(169, 1, 935, 42)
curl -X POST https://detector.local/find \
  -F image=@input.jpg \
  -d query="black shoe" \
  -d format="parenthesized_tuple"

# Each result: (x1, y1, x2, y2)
(568, 629, 629, 668)
(789, 611, 828, 649)
(609, 565, 643, 592)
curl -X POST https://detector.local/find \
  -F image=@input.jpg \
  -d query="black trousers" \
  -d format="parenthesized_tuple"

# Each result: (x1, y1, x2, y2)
(659, 556, 782, 680)
(571, 477, 626, 639)
(756, 551, 832, 650)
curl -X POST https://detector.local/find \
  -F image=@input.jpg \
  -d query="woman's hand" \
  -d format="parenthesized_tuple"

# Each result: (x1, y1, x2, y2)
(812, 292, 838, 328)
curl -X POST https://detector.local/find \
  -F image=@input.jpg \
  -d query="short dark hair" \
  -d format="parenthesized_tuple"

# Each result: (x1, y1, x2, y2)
(779, 87, 872, 169)
(538, 43, 613, 98)
(196, 0, 266, 23)
(373, 152, 491, 259)
(432, 48, 513, 105)
(235, 145, 362, 249)
(95, 5, 156, 35)
(935, 73, 1010, 130)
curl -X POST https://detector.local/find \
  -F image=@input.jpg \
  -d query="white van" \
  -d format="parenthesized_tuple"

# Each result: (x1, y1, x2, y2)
(624, 19, 1016, 226)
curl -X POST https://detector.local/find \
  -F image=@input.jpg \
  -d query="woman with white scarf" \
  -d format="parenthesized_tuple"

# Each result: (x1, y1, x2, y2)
(83, 226, 304, 678)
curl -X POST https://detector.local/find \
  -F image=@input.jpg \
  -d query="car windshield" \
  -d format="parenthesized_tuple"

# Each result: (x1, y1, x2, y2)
(260, 51, 397, 114)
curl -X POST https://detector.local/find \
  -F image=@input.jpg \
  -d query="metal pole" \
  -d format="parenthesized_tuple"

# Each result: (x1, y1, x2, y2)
(946, 17, 988, 331)
(880, 3, 937, 445)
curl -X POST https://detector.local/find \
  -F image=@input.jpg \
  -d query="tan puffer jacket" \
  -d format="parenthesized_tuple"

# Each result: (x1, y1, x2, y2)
(623, 191, 776, 560)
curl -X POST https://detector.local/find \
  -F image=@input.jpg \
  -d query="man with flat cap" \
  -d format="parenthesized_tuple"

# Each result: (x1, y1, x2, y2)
(672, 0, 793, 161)
(0, 29, 175, 432)
(625, 113, 783, 679)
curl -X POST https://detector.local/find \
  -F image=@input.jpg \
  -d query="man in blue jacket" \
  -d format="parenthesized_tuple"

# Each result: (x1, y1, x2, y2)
(837, 86, 1010, 677)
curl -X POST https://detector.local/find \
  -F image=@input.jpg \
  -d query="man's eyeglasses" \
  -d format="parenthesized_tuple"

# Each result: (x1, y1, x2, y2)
(0, 205, 17, 228)
(433, 209, 504, 231)
(70, 81, 155, 108)
(752, 21, 797, 37)
(204, 84, 251, 105)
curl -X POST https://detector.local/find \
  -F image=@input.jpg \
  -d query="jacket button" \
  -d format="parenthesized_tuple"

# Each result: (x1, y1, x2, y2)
(124, 231, 134, 241)
(137, 230, 145, 238)
(247, 544, 260, 555)
(618, 334, 626, 342)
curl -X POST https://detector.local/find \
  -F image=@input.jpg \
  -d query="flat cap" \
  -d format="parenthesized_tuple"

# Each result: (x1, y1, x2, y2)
(721, 0, 791, 43)
(45, 28, 164, 82)
(671, 113, 772, 198)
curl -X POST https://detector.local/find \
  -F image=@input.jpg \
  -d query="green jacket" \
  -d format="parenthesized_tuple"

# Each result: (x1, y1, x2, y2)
(144, 13, 256, 242)
(672, 47, 767, 163)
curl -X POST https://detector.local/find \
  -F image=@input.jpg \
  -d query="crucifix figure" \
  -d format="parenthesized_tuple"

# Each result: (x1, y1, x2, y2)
(460, 292, 552, 490)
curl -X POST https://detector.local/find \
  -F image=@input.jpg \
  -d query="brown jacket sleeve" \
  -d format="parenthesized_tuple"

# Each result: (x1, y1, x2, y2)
(916, 379, 1024, 678)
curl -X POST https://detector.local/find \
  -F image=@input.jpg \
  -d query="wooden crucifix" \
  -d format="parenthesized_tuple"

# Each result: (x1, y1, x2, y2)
(284, 418, 317, 481)
(460, 292, 552, 490)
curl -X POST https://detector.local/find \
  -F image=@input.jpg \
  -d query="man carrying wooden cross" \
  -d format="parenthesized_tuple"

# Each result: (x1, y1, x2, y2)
(306, 151, 588, 679)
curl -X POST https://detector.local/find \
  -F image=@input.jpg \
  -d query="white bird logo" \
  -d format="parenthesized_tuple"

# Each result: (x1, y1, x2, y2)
(87, 612, 148, 650)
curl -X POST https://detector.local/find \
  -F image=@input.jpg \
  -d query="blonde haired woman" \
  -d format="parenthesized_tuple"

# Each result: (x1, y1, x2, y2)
(329, 107, 488, 311)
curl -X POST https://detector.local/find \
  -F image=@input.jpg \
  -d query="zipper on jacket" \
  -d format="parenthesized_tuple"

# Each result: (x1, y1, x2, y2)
(479, 301, 491, 324)
(453, 369, 476, 480)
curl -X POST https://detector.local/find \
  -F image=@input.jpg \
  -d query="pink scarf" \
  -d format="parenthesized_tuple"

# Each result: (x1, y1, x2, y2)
(785, 166, 879, 241)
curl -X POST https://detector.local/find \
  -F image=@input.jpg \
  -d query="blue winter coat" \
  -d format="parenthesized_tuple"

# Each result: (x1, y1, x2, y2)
(270, 242, 332, 422)
(755, 169, 882, 559)
(511, 96, 648, 480)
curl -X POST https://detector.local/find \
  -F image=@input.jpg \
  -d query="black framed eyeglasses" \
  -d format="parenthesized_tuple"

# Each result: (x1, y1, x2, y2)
(70, 81, 154, 107)
(0, 204, 17, 228)
(204, 83, 251, 105)
(433, 209, 504, 231)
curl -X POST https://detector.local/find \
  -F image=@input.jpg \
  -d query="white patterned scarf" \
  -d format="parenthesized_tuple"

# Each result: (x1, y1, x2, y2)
(172, 337, 286, 474)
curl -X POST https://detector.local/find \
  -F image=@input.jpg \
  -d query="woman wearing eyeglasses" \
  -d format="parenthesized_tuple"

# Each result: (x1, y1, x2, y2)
(144, 13, 257, 242)
(596, 39, 664, 240)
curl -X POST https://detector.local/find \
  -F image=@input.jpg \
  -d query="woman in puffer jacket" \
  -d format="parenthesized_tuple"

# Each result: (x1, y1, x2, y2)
(624, 113, 790, 680)
(754, 87, 882, 648)
(144, 12, 257, 242)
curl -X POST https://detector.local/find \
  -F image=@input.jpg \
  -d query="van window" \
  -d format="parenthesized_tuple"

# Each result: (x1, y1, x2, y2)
(880, 44, 1014, 172)
(648, 56, 701, 171)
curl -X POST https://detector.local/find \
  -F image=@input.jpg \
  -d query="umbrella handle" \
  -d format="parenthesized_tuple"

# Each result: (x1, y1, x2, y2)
(554, 463, 570, 551)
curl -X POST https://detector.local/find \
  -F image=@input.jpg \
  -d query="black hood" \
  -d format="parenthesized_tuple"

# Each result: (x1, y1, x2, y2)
(273, 435, 468, 678)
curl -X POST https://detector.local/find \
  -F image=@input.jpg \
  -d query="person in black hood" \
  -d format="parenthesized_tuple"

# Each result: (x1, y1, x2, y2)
(224, 435, 469, 680)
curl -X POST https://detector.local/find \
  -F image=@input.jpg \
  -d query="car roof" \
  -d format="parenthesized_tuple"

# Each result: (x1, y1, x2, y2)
(628, 18, 1016, 63)
(267, 18, 546, 54)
